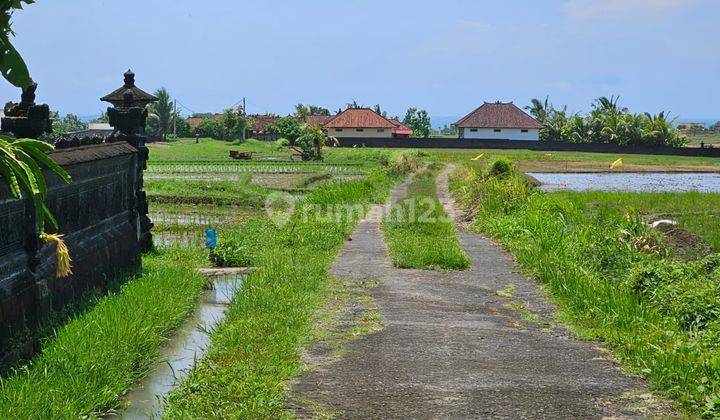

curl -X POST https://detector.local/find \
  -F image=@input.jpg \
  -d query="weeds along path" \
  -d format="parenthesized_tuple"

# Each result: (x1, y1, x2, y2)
(291, 165, 671, 418)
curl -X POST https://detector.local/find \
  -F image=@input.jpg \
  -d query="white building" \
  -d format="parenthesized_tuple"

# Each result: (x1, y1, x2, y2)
(454, 102, 543, 141)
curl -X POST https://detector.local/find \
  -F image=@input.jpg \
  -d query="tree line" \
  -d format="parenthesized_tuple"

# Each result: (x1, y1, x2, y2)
(526, 96, 687, 147)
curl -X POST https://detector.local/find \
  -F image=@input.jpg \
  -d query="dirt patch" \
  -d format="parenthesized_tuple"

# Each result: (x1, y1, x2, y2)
(651, 220, 715, 260)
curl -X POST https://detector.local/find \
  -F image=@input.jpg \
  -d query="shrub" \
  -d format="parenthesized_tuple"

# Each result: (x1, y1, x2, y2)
(386, 150, 421, 176)
(267, 117, 302, 143)
(274, 138, 290, 150)
(486, 156, 515, 178)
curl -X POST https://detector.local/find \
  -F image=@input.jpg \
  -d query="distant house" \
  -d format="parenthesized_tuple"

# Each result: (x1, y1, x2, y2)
(389, 119, 413, 137)
(324, 108, 408, 138)
(247, 114, 280, 135)
(186, 114, 222, 128)
(454, 102, 543, 141)
(305, 115, 335, 130)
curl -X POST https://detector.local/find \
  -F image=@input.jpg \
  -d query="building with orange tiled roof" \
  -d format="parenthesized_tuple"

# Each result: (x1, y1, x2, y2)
(324, 108, 409, 138)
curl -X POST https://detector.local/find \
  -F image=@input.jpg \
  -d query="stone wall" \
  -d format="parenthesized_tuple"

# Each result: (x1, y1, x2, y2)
(0, 142, 141, 364)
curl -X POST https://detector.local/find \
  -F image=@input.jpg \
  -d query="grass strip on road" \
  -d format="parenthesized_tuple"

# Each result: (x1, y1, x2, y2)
(0, 248, 207, 418)
(164, 170, 398, 418)
(382, 166, 470, 270)
(450, 163, 720, 417)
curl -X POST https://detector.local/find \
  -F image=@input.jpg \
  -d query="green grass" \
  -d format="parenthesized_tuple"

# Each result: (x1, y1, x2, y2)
(685, 132, 720, 147)
(449, 164, 720, 417)
(148, 138, 282, 162)
(144, 177, 271, 206)
(163, 170, 396, 418)
(382, 166, 470, 270)
(0, 248, 207, 418)
(552, 191, 720, 251)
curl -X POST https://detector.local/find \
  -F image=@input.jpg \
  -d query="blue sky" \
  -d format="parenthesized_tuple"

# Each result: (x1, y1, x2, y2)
(1, 0, 718, 124)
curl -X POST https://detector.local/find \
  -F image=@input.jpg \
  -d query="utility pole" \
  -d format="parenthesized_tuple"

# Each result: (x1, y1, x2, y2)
(241, 97, 246, 141)
(173, 99, 177, 138)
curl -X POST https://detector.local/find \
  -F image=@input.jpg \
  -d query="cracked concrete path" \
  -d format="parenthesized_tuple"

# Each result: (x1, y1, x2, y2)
(291, 168, 667, 419)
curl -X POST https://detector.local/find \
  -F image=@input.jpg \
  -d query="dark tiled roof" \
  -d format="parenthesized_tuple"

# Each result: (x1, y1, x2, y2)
(454, 102, 543, 129)
(100, 70, 158, 105)
(248, 114, 280, 133)
(305, 115, 335, 128)
(185, 114, 223, 127)
(389, 119, 413, 132)
(324, 108, 397, 129)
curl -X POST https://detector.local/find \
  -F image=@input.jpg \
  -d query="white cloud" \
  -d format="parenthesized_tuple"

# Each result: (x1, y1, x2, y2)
(561, 0, 691, 19)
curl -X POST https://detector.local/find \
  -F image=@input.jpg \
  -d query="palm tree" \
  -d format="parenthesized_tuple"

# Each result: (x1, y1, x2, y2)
(593, 96, 628, 113)
(148, 88, 173, 140)
(525, 96, 552, 124)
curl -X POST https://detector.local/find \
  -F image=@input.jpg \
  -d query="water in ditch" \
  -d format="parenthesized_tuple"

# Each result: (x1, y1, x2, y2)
(528, 172, 720, 193)
(112, 274, 244, 419)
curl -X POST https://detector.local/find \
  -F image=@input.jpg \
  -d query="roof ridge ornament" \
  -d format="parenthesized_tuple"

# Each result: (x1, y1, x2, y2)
(123, 69, 135, 88)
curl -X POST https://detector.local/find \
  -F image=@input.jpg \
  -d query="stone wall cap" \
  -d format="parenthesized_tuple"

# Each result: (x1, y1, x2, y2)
(48, 142, 138, 167)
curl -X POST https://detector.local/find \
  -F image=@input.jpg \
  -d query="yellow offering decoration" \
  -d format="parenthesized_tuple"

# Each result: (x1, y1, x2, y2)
(40, 233, 73, 278)
(610, 158, 623, 170)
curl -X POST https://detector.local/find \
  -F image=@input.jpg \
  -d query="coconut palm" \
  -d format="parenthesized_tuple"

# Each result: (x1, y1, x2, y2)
(525, 97, 552, 124)
(147, 88, 173, 140)
(593, 96, 628, 113)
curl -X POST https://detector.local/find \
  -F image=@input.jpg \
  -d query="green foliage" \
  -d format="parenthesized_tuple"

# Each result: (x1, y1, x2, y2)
(146, 87, 174, 140)
(42, 113, 87, 142)
(403, 108, 432, 138)
(210, 218, 277, 267)
(294, 124, 336, 161)
(486, 156, 515, 178)
(273, 138, 290, 150)
(0, 248, 207, 418)
(193, 118, 224, 140)
(0, 136, 71, 233)
(165, 171, 394, 418)
(90, 112, 108, 124)
(0, 0, 33, 88)
(527, 96, 686, 147)
(266, 116, 302, 143)
(295, 103, 330, 117)
(372, 104, 388, 118)
(386, 150, 425, 176)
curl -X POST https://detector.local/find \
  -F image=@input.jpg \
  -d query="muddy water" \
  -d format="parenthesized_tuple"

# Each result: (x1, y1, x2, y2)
(528, 172, 720, 193)
(115, 275, 244, 419)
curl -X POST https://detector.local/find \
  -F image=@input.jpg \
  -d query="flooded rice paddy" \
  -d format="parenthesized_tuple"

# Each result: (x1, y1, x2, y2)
(529, 172, 720, 193)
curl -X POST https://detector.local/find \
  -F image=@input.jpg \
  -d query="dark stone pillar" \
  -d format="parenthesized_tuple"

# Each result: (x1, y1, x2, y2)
(107, 92, 154, 251)
(1, 83, 53, 140)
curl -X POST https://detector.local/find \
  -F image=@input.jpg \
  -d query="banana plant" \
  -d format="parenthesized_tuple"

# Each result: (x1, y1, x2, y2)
(0, 135, 73, 276)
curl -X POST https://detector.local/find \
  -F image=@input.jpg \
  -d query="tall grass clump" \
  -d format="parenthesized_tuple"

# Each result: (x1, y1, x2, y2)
(164, 170, 396, 418)
(382, 166, 469, 270)
(0, 248, 207, 418)
(449, 163, 720, 417)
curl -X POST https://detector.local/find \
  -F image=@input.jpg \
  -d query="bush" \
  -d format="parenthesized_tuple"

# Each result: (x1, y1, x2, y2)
(267, 117, 302, 143)
(386, 150, 422, 176)
(486, 156, 515, 178)
(274, 138, 290, 150)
